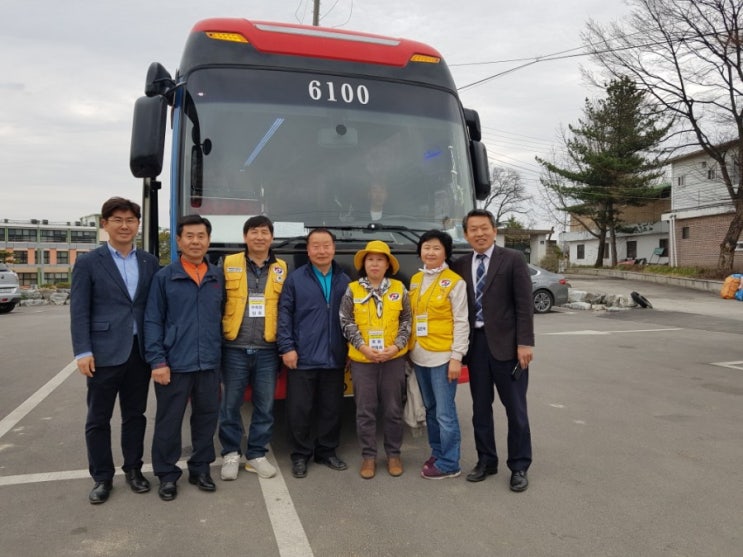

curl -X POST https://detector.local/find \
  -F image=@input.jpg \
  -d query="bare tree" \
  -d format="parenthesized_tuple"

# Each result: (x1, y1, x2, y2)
(482, 166, 531, 225)
(584, 0, 743, 271)
(537, 144, 574, 230)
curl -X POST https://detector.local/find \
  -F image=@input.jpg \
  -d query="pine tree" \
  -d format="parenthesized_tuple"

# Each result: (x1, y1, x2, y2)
(537, 77, 670, 266)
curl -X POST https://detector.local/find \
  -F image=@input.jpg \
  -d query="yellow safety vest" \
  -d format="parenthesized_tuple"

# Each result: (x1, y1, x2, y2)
(408, 268, 460, 352)
(222, 252, 287, 342)
(347, 279, 409, 363)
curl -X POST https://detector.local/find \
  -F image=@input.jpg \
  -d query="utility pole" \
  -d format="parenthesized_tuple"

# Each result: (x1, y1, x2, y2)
(313, 0, 320, 26)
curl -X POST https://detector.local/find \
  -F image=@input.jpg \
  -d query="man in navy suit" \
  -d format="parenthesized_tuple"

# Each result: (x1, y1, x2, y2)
(452, 209, 534, 492)
(70, 197, 159, 504)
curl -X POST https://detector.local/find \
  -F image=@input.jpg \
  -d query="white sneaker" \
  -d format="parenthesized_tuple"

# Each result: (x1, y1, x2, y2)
(221, 452, 240, 481)
(245, 456, 277, 479)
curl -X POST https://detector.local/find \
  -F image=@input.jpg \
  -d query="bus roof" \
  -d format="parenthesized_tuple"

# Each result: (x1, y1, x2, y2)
(190, 18, 444, 67)
(181, 18, 457, 92)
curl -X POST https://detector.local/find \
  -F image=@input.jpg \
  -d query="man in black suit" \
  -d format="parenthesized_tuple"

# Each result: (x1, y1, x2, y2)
(70, 197, 159, 504)
(452, 209, 534, 492)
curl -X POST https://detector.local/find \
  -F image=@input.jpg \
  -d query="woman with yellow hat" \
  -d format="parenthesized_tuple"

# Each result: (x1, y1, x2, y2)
(339, 240, 412, 479)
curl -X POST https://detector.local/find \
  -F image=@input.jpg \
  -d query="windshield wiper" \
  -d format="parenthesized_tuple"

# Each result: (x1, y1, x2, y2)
(271, 235, 308, 249)
(305, 223, 424, 243)
(272, 224, 428, 249)
(271, 230, 361, 250)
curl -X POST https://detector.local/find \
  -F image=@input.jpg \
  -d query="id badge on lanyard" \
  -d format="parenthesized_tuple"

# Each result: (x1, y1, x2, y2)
(415, 314, 429, 337)
(248, 295, 266, 317)
(368, 330, 385, 351)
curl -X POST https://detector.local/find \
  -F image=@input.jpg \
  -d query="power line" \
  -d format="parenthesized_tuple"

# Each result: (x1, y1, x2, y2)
(481, 126, 557, 146)
(483, 135, 557, 155)
(456, 29, 724, 92)
(450, 45, 588, 67)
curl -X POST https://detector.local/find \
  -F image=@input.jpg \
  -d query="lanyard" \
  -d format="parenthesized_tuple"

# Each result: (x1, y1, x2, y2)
(414, 275, 440, 315)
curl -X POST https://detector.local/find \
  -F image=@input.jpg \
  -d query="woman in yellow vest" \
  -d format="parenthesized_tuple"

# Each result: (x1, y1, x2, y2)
(339, 240, 411, 479)
(408, 229, 469, 479)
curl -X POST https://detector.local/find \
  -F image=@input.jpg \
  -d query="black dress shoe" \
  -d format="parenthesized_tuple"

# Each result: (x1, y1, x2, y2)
(89, 480, 113, 504)
(510, 470, 528, 492)
(188, 472, 216, 492)
(291, 459, 308, 478)
(158, 481, 177, 501)
(466, 463, 498, 483)
(125, 469, 151, 493)
(314, 455, 348, 471)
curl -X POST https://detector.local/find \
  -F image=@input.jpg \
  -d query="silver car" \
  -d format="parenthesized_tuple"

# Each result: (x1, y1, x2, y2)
(528, 264, 569, 314)
(0, 263, 21, 314)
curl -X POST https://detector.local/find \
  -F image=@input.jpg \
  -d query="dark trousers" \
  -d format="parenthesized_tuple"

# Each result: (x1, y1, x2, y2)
(468, 329, 532, 472)
(286, 368, 345, 462)
(152, 369, 219, 482)
(85, 337, 150, 482)
(350, 358, 406, 458)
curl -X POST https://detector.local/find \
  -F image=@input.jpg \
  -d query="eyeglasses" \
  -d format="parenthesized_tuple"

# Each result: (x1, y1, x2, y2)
(107, 217, 139, 225)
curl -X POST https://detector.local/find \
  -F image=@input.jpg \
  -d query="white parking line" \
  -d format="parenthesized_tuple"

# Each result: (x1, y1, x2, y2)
(0, 361, 314, 557)
(0, 462, 168, 487)
(257, 454, 314, 557)
(0, 468, 91, 486)
(0, 360, 77, 439)
(545, 328, 682, 336)
(710, 360, 743, 370)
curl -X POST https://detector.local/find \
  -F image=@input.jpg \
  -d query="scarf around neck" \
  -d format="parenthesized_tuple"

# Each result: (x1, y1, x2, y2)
(419, 262, 448, 275)
(357, 276, 390, 318)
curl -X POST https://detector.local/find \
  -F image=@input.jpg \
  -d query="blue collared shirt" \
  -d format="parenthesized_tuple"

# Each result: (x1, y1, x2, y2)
(311, 264, 333, 303)
(107, 242, 139, 334)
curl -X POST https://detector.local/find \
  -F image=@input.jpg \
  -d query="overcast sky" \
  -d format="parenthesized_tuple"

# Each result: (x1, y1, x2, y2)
(1, 0, 632, 229)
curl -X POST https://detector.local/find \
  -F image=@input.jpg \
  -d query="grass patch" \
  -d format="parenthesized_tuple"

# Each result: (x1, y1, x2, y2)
(633, 265, 728, 280)
(569, 264, 728, 280)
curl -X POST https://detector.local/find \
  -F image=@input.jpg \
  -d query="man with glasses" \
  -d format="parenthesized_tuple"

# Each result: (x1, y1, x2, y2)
(70, 197, 159, 504)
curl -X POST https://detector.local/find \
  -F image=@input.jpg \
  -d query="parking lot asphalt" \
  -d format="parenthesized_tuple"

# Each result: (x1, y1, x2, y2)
(2, 285, 743, 556)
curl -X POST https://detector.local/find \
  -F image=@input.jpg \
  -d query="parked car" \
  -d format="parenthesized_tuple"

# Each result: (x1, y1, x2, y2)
(528, 264, 569, 314)
(0, 263, 21, 314)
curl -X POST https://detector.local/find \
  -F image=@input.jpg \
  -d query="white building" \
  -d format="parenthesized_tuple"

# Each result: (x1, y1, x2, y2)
(559, 195, 671, 267)
(661, 141, 743, 270)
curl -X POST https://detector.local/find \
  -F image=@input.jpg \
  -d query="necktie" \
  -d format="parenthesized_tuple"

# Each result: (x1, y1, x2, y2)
(475, 253, 486, 322)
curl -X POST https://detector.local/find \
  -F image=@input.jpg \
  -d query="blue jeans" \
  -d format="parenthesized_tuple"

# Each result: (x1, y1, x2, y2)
(414, 362, 461, 473)
(219, 347, 279, 459)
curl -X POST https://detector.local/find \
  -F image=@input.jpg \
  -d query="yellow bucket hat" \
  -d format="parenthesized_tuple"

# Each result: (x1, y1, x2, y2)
(353, 240, 400, 275)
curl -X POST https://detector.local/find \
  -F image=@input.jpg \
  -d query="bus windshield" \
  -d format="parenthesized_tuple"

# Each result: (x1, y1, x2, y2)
(179, 68, 475, 246)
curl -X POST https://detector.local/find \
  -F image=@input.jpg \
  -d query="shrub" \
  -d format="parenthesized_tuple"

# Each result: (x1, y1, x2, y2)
(538, 245, 564, 273)
(538, 253, 561, 272)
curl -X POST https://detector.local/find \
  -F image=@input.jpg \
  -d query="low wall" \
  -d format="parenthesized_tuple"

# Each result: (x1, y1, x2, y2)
(568, 268, 724, 294)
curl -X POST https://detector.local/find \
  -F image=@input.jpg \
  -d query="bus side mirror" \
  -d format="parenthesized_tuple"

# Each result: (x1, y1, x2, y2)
(130, 95, 168, 178)
(463, 108, 482, 142)
(470, 140, 490, 200)
(145, 62, 176, 101)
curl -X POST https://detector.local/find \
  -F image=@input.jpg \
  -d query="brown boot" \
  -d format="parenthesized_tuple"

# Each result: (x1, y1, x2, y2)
(360, 458, 376, 479)
(387, 456, 403, 477)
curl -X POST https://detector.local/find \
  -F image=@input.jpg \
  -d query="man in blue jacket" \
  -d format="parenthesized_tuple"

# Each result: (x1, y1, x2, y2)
(144, 215, 224, 501)
(277, 228, 350, 478)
